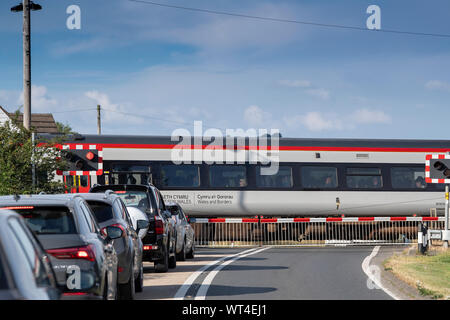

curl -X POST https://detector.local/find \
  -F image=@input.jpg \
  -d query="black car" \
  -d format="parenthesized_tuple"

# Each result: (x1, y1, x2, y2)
(79, 192, 148, 299)
(0, 194, 121, 300)
(90, 184, 177, 273)
(0, 210, 61, 300)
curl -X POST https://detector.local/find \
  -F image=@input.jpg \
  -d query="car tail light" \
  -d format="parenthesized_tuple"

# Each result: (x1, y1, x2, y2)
(100, 224, 126, 238)
(0, 206, 34, 210)
(47, 245, 96, 262)
(155, 217, 164, 235)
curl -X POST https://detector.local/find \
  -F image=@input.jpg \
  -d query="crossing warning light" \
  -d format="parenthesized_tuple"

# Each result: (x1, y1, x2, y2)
(425, 154, 450, 183)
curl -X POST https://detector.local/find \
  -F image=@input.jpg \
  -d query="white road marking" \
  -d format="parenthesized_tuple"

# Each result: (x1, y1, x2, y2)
(173, 247, 261, 300)
(362, 246, 400, 300)
(194, 246, 272, 300)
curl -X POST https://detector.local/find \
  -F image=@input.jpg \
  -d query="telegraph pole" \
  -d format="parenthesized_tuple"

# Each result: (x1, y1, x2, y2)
(97, 105, 101, 135)
(11, 1, 42, 130)
(23, 0, 31, 130)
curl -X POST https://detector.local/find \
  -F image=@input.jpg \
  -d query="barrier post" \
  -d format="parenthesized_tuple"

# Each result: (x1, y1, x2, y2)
(444, 185, 450, 248)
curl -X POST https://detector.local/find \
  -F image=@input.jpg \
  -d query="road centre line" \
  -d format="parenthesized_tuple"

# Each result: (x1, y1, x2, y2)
(173, 247, 262, 300)
(194, 246, 272, 300)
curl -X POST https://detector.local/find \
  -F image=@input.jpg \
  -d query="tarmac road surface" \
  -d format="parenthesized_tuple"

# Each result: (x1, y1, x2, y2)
(136, 246, 392, 300)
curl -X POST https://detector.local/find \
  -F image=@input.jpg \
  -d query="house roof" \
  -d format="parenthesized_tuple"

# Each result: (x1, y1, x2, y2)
(0, 106, 59, 133)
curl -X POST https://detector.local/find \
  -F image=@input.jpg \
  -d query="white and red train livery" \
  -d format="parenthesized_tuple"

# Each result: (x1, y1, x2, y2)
(47, 134, 450, 217)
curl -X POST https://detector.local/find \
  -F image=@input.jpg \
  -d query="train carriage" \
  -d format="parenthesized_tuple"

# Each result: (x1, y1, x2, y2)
(47, 134, 450, 218)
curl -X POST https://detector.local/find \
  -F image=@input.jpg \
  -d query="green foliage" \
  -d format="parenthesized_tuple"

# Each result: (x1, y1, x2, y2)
(0, 119, 68, 195)
(56, 121, 76, 135)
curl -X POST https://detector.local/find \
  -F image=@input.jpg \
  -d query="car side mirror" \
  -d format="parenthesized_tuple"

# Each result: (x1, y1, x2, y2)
(136, 219, 149, 233)
(105, 225, 123, 241)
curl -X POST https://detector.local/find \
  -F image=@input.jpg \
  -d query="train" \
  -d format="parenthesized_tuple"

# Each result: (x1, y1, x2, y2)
(45, 134, 450, 217)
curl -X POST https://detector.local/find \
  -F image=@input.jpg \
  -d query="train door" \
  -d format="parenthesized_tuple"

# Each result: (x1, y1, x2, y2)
(63, 175, 91, 193)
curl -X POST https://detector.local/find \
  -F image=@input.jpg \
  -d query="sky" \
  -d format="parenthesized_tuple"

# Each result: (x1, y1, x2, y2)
(1, 0, 450, 139)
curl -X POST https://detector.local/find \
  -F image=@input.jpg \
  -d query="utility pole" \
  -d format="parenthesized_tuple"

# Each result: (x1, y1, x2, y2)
(23, 0, 31, 130)
(97, 105, 101, 135)
(11, 1, 42, 130)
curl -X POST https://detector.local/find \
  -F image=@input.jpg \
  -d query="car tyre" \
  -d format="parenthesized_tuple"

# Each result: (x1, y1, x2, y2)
(135, 262, 144, 292)
(176, 238, 186, 261)
(118, 263, 135, 300)
(186, 242, 195, 259)
(155, 244, 169, 273)
(168, 238, 177, 269)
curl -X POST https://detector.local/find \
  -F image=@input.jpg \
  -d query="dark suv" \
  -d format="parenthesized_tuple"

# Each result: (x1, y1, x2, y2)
(78, 192, 147, 299)
(0, 194, 121, 299)
(90, 184, 177, 273)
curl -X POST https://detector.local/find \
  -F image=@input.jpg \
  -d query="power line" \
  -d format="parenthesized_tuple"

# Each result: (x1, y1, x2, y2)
(52, 108, 97, 114)
(128, 0, 450, 39)
(101, 107, 230, 131)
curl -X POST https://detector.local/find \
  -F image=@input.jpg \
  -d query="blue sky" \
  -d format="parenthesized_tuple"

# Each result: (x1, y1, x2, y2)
(1, 0, 450, 139)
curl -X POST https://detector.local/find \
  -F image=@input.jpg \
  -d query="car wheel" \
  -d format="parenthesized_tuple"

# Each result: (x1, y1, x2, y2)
(135, 262, 144, 293)
(118, 263, 135, 300)
(155, 244, 169, 273)
(168, 249, 177, 268)
(186, 241, 195, 259)
(176, 238, 186, 261)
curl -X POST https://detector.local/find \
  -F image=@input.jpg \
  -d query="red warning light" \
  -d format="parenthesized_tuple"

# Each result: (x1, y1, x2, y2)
(86, 151, 94, 161)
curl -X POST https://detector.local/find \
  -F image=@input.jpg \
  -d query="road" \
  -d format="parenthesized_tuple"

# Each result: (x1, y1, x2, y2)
(136, 246, 393, 300)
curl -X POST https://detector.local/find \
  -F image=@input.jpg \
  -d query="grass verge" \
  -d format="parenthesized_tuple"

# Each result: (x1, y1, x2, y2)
(384, 248, 450, 300)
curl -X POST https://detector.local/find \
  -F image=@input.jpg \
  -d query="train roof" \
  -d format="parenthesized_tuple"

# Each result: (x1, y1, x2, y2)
(37, 133, 450, 149)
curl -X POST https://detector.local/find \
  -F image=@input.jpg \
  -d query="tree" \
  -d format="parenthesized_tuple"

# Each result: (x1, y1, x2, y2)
(56, 121, 77, 135)
(0, 119, 67, 195)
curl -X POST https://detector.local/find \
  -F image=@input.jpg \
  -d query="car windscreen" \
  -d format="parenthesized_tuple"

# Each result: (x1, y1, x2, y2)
(7, 206, 77, 235)
(86, 201, 115, 223)
(114, 191, 150, 212)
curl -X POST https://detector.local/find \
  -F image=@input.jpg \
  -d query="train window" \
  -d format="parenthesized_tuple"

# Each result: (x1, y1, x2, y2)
(346, 167, 383, 189)
(209, 166, 247, 188)
(80, 175, 89, 188)
(300, 166, 337, 189)
(112, 164, 150, 172)
(256, 166, 292, 188)
(391, 167, 427, 189)
(160, 164, 200, 187)
(112, 173, 149, 185)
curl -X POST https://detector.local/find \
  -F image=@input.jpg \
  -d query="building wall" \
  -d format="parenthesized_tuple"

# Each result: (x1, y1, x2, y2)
(0, 108, 11, 126)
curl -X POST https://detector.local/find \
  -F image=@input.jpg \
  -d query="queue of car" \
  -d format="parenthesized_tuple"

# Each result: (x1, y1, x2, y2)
(0, 183, 195, 300)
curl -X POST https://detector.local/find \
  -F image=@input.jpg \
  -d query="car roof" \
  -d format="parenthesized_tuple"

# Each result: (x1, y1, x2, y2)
(0, 209, 21, 221)
(77, 192, 118, 204)
(0, 194, 79, 207)
(90, 184, 153, 192)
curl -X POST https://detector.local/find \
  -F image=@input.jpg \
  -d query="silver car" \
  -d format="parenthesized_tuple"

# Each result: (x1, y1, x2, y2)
(165, 202, 195, 261)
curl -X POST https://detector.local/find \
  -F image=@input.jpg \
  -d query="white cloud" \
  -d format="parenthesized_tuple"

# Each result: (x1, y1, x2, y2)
(283, 108, 391, 132)
(278, 80, 311, 88)
(351, 108, 391, 124)
(279, 79, 330, 100)
(17, 85, 58, 112)
(425, 80, 450, 91)
(305, 88, 330, 100)
(243, 105, 272, 127)
(299, 112, 343, 131)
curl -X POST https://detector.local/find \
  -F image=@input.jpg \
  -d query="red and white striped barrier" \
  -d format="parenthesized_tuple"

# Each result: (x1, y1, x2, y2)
(190, 216, 444, 223)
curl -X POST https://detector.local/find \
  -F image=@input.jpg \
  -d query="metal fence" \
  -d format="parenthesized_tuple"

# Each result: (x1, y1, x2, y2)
(190, 217, 446, 247)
